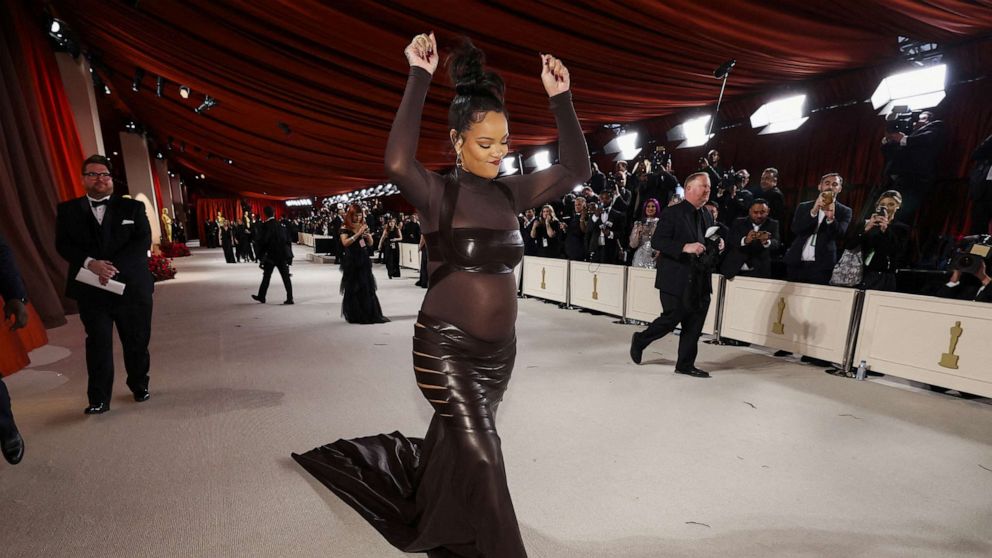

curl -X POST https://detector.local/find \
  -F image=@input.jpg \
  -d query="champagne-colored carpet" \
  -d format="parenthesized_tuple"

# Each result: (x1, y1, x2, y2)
(2, 245, 991, 557)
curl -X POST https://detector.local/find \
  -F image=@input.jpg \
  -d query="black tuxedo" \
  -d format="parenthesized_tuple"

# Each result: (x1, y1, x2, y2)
(721, 217, 780, 278)
(55, 195, 154, 405)
(881, 120, 946, 224)
(969, 134, 992, 234)
(784, 200, 852, 284)
(1, 232, 28, 439)
(254, 218, 293, 302)
(633, 201, 715, 371)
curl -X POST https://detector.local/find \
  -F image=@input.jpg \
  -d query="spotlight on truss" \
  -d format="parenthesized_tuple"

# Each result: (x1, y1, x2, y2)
(194, 95, 217, 114)
(750, 94, 809, 135)
(871, 64, 946, 116)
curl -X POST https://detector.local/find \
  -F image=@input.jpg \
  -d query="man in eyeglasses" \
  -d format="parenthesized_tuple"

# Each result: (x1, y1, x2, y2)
(55, 154, 155, 415)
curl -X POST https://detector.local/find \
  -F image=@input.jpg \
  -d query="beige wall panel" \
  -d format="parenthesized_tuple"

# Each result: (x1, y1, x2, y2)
(702, 275, 721, 335)
(855, 291, 992, 397)
(721, 277, 857, 361)
(522, 256, 568, 303)
(400, 242, 418, 269)
(569, 262, 626, 316)
(625, 267, 662, 322)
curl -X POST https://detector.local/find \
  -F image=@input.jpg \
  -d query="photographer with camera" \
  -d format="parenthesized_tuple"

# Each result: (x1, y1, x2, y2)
(563, 195, 590, 261)
(880, 109, 946, 225)
(938, 236, 992, 303)
(586, 189, 626, 264)
(531, 205, 565, 258)
(630, 172, 724, 377)
(968, 133, 992, 235)
(715, 171, 753, 226)
(784, 173, 852, 285)
(721, 199, 781, 279)
(852, 190, 911, 291)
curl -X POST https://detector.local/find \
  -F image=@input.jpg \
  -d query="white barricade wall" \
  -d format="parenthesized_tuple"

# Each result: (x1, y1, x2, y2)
(299, 233, 313, 246)
(624, 267, 661, 323)
(569, 262, 626, 316)
(855, 291, 992, 397)
(400, 243, 419, 270)
(623, 271, 719, 333)
(720, 277, 857, 362)
(521, 256, 568, 303)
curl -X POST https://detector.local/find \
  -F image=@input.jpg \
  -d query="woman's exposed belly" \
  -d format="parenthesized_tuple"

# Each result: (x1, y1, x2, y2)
(421, 271, 518, 342)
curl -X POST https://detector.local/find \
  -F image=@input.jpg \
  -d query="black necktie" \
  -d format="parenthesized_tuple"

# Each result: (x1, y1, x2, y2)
(694, 209, 705, 241)
(90, 199, 109, 207)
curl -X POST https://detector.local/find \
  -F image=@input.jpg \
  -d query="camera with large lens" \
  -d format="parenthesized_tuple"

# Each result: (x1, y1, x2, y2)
(951, 235, 992, 274)
(885, 105, 914, 135)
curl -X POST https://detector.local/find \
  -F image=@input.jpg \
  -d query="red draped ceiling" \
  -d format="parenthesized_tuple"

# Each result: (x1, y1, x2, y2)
(46, 0, 992, 198)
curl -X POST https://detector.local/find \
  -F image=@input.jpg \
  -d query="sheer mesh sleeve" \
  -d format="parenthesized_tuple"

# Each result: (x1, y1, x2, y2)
(503, 91, 591, 212)
(385, 67, 441, 213)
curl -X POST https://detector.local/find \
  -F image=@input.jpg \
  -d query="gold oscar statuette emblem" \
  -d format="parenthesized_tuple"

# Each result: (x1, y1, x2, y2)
(938, 321, 963, 370)
(592, 274, 599, 300)
(771, 297, 786, 335)
(540, 267, 547, 290)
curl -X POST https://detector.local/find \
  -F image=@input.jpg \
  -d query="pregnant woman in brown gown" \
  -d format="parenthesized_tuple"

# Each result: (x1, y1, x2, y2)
(293, 33, 590, 557)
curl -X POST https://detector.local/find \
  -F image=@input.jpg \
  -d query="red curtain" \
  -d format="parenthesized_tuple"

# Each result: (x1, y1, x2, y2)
(16, 1, 85, 202)
(44, 1, 992, 197)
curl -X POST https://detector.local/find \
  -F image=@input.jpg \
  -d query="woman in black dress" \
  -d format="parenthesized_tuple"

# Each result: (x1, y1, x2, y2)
(293, 33, 588, 557)
(856, 189, 911, 291)
(338, 204, 389, 324)
(219, 221, 236, 263)
(530, 204, 563, 258)
(379, 216, 403, 278)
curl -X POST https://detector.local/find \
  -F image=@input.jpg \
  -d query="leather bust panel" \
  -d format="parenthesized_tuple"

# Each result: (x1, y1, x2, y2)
(425, 228, 523, 274)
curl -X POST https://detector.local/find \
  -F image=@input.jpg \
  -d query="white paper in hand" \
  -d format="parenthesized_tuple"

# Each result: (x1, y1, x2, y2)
(75, 267, 126, 295)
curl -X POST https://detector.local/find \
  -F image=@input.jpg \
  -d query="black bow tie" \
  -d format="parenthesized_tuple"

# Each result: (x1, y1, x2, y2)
(90, 199, 109, 207)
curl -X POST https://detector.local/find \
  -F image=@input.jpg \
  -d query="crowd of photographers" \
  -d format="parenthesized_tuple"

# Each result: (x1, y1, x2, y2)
(516, 117, 992, 304)
(280, 113, 990, 304)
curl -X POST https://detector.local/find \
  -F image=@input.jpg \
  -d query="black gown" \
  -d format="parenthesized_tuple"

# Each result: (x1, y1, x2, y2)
(293, 66, 590, 557)
(382, 229, 403, 278)
(339, 232, 389, 324)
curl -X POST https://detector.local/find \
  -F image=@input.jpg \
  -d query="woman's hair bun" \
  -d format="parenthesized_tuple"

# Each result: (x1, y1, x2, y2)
(447, 37, 505, 102)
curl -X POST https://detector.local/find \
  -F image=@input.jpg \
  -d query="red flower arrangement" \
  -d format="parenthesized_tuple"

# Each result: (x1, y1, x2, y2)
(148, 254, 177, 281)
(159, 242, 191, 257)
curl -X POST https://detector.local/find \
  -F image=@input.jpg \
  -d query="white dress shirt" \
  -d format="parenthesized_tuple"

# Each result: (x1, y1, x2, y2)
(801, 210, 828, 262)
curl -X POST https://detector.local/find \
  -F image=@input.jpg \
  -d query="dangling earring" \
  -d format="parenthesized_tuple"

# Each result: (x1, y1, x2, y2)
(455, 151, 463, 169)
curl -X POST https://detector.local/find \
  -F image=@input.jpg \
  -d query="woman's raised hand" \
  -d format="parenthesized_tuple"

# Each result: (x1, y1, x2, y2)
(405, 32, 438, 75)
(540, 54, 570, 97)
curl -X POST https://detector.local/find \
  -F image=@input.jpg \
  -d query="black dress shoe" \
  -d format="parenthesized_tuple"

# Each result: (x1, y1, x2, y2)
(773, 350, 793, 357)
(84, 402, 110, 414)
(282, 300, 294, 305)
(630, 333, 644, 365)
(251, 294, 266, 303)
(1, 432, 24, 465)
(675, 367, 711, 378)
(133, 390, 150, 402)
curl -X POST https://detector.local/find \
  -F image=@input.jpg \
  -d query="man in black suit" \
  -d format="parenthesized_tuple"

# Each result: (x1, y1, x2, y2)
(252, 206, 294, 305)
(969, 133, 992, 235)
(721, 199, 781, 279)
(881, 110, 946, 225)
(784, 173, 852, 285)
(55, 155, 154, 415)
(630, 172, 723, 378)
(752, 167, 787, 225)
(1, 232, 29, 464)
(587, 189, 626, 264)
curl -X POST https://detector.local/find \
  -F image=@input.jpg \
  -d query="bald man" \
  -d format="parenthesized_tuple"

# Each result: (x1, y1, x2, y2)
(630, 172, 722, 377)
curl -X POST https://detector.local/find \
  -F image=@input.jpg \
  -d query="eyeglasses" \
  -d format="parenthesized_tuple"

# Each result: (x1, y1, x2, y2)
(83, 172, 112, 179)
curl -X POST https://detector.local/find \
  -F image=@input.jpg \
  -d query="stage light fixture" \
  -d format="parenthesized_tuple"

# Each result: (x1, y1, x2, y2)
(155, 152, 164, 160)
(605, 131, 641, 161)
(179, 85, 190, 99)
(112, 151, 119, 156)
(750, 94, 809, 135)
(155, 76, 164, 97)
(530, 150, 551, 171)
(226, 159, 233, 165)
(132, 68, 145, 92)
(500, 156, 518, 176)
(50, 20, 61, 34)
(572, 184, 584, 193)
(104, 85, 111, 95)
(194, 96, 217, 114)
(871, 64, 946, 115)
(669, 115, 713, 149)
